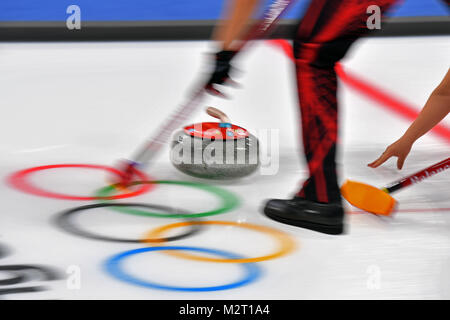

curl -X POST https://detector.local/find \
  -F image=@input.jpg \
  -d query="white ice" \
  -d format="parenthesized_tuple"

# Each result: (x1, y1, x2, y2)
(0, 36, 449, 299)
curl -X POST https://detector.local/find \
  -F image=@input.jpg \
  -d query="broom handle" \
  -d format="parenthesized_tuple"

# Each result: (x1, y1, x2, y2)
(234, 0, 297, 52)
(130, 0, 297, 167)
(206, 107, 231, 123)
(385, 157, 450, 193)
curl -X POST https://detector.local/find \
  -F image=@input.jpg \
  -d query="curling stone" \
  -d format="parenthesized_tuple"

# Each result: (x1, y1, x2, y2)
(170, 107, 259, 180)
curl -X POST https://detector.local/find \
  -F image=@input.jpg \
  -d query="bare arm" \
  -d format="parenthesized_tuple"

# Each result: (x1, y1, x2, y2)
(369, 68, 450, 169)
(401, 68, 450, 143)
(213, 0, 262, 50)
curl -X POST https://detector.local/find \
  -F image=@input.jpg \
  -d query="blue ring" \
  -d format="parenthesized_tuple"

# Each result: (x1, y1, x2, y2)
(104, 246, 261, 292)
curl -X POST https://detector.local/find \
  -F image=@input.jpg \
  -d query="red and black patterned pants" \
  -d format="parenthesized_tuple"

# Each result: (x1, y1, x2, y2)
(293, 0, 398, 203)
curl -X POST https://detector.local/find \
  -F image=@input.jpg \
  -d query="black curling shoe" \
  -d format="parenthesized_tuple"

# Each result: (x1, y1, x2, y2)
(263, 197, 345, 235)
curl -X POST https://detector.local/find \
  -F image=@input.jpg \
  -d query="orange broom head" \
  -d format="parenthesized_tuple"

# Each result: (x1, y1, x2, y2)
(341, 179, 397, 216)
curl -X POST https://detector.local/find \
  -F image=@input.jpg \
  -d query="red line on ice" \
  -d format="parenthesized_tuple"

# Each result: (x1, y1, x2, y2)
(266, 39, 450, 145)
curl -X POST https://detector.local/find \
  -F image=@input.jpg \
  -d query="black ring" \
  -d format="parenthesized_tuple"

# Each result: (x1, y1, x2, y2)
(0, 286, 46, 296)
(0, 246, 21, 286)
(0, 264, 60, 286)
(0, 271, 25, 286)
(53, 203, 203, 243)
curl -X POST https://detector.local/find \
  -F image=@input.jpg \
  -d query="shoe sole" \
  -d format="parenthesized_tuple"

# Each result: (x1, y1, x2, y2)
(263, 208, 344, 235)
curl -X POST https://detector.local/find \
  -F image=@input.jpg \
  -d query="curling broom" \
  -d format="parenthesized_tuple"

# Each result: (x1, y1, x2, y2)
(341, 157, 450, 216)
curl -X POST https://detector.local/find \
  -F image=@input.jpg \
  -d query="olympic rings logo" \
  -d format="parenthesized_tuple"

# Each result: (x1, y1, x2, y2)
(0, 243, 61, 298)
(7, 163, 297, 292)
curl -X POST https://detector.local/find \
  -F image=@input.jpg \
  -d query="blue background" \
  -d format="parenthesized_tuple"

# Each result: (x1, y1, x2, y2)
(0, 0, 448, 21)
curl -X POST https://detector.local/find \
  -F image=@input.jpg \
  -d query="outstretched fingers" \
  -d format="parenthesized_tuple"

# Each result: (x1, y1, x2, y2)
(368, 150, 393, 168)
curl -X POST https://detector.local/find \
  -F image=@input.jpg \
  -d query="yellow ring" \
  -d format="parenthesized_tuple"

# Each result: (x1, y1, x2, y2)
(143, 221, 297, 263)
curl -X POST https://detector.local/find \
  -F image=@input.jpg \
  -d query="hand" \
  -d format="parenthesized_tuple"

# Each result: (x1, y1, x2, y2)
(205, 50, 237, 97)
(368, 138, 413, 170)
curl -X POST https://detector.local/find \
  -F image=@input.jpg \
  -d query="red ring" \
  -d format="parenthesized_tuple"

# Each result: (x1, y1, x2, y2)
(7, 164, 153, 201)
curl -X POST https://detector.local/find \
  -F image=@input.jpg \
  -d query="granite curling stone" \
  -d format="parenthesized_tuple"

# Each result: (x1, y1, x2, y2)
(170, 107, 259, 180)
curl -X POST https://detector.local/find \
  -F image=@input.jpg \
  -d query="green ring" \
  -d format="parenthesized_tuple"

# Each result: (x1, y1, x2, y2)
(96, 180, 240, 218)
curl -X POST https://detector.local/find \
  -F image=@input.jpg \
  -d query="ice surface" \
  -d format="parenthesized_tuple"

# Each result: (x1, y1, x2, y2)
(0, 36, 449, 299)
